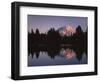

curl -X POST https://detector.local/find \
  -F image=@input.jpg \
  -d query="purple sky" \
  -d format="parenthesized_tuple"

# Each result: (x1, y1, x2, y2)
(28, 15, 88, 33)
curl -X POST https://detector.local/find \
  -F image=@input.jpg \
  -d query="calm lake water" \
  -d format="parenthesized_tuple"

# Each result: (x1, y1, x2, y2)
(28, 46, 87, 66)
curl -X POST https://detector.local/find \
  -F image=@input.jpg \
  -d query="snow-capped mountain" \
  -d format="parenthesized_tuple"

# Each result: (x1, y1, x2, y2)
(58, 25, 76, 36)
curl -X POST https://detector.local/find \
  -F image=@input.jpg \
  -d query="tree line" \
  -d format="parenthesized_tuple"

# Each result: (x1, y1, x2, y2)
(28, 25, 87, 47)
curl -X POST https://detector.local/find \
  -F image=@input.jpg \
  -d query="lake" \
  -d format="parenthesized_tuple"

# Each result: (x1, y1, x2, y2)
(28, 46, 87, 66)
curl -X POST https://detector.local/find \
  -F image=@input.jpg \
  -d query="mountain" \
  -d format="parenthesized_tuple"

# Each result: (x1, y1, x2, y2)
(57, 25, 76, 36)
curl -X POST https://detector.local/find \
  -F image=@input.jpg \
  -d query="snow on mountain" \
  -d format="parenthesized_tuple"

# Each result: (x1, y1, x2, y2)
(58, 25, 76, 36)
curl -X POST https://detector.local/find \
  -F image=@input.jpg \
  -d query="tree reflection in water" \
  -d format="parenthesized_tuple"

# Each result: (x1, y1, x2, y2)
(28, 45, 87, 66)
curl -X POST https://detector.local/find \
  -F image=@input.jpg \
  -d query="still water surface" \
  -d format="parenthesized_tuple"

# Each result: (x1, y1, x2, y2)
(28, 46, 87, 66)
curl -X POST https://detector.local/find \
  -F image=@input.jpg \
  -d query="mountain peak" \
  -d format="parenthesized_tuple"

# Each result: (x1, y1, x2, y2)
(58, 25, 75, 36)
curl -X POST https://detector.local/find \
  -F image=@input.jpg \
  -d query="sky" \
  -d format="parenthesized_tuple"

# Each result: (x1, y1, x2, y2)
(28, 15, 88, 33)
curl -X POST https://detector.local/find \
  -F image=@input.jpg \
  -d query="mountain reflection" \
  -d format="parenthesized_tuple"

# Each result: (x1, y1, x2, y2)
(61, 48, 76, 60)
(28, 45, 87, 62)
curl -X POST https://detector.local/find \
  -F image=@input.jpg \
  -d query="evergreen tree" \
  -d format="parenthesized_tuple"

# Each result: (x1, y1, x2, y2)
(36, 28, 40, 35)
(76, 25, 83, 35)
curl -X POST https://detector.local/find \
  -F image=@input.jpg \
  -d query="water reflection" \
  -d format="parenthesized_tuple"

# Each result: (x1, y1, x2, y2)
(61, 48, 76, 60)
(28, 45, 87, 66)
